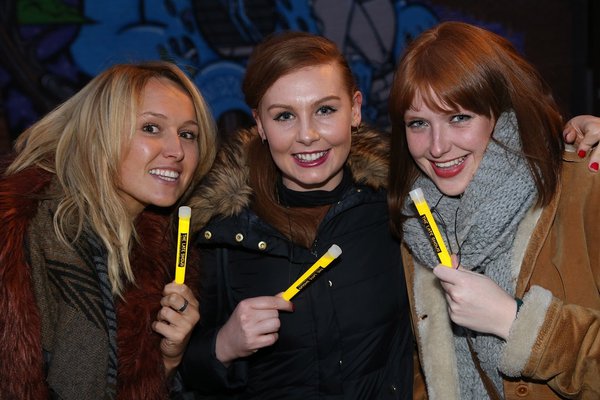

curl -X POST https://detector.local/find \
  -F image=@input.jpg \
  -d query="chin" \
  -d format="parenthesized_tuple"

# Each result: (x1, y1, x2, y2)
(433, 180, 468, 197)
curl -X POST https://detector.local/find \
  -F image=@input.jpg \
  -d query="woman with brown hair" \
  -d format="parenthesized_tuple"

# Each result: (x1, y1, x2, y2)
(180, 31, 413, 399)
(388, 21, 600, 399)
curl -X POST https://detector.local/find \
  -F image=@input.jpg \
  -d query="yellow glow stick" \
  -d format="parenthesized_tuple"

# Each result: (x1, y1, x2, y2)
(175, 206, 191, 284)
(409, 188, 452, 267)
(282, 244, 342, 301)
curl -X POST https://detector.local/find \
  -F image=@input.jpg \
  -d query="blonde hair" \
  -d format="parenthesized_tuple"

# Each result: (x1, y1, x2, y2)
(7, 61, 217, 296)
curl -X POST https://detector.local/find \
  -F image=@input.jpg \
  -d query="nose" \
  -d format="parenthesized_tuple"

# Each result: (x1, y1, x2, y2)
(429, 125, 451, 158)
(163, 131, 185, 161)
(296, 120, 320, 145)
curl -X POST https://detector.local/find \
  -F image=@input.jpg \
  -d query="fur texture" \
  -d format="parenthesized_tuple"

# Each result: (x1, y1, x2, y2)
(188, 124, 389, 233)
(0, 164, 200, 399)
(0, 165, 52, 399)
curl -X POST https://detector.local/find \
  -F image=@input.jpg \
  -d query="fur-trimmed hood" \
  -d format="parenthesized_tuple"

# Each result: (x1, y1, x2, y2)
(188, 124, 390, 233)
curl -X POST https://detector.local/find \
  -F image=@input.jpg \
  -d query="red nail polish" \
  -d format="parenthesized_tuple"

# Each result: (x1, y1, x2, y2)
(591, 162, 599, 172)
(291, 303, 296, 312)
(578, 150, 587, 158)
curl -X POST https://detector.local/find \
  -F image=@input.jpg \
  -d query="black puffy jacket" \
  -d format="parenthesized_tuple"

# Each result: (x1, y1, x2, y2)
(181, 126, 413, 399)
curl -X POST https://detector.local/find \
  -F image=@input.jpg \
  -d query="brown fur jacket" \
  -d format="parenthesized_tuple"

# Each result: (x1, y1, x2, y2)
(0, 164, 199, 399)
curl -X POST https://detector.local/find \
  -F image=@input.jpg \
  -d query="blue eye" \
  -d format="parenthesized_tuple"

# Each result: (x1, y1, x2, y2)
(451, 114, 471, 123)
(406, 119, 427, 129)
(274, 111, 294, 121)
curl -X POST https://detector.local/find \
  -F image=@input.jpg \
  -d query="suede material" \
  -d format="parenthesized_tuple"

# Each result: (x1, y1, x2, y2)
(405, 149, 600, 400)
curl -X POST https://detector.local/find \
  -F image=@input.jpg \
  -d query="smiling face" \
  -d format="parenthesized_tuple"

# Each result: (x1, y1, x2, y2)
(253, 63, 362, 192)
(404, 91, 496, 196)
(117, 77, 200, 215)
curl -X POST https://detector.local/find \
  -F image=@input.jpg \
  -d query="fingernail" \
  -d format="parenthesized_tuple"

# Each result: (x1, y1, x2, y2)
(578, 150, 587, 158)
(291, 303, 296, 312)
(591, 162, 599, 172)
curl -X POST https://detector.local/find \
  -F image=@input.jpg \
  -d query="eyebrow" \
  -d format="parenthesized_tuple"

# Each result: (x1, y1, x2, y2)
(139, 111, 199, 126)
(266, 95, 342, 112)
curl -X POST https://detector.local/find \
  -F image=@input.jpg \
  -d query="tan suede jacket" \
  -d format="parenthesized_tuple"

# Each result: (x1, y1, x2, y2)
(404, 149, 600, 400)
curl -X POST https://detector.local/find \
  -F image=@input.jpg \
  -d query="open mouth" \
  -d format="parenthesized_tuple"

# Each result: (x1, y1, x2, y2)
(149, 168, 180, 182)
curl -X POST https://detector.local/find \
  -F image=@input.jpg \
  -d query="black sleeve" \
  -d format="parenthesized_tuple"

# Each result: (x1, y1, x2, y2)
(178, 246, 249, 394)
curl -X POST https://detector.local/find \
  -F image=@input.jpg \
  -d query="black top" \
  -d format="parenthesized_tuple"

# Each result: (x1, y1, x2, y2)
(181, 179, 413, 399)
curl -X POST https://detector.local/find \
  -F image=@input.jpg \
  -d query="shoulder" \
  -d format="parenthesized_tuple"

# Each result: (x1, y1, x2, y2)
(347, 125, 390, 190)
(560, 149, 600, 201)
(188, 128, 257, 232)
(1, 166, 55, 228)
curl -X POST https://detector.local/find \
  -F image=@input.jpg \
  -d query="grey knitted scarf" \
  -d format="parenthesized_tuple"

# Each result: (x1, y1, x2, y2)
(402, 112, 536, 398)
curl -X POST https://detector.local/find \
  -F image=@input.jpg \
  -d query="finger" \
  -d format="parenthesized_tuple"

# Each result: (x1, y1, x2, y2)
(450, 254, 460, 269)
(161, 292, 190, 313)
(243, 296, 294, 312)
(588, 146, 600, 172)
(433, 264, 458, 283)
(153, 320, 189, 345)
(163, 283, 199, 307)
(253, 332, 279, 350)
(562, 123, 581, 144)
(157, 301, 199, 326)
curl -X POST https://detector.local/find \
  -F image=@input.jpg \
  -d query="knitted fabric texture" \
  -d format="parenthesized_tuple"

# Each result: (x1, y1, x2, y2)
(402, 111, 537, 398)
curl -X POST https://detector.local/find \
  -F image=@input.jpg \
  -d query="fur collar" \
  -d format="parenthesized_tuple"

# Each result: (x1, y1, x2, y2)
(0, 165, 199, 399)
(0, 165, 53, 399)
(188, 125, 389, 233)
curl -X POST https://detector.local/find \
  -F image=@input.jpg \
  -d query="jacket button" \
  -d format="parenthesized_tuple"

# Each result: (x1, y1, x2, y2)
(515, 383, 529, 397)
(235, 233, 244, 242)
(389, 384, 397, 394)
(204, 231, 212, 240)
(258, 241, 267, 250)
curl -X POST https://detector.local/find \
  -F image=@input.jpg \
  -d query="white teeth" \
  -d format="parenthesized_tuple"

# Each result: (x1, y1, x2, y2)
(295, 151, 327, 162)
(435, 157, 465, 168)
(149, 169, 180, 181)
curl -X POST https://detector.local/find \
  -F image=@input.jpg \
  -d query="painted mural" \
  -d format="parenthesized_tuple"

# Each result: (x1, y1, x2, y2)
(0, 0, 533, 151)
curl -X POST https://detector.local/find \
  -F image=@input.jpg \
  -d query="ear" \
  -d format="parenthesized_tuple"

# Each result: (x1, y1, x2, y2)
(252, 109, 266, 141)
(351, 91, 363, 127)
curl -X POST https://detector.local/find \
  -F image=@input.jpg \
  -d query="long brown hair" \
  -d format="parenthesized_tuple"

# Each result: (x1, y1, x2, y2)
(387, 21, 564, 239)
(242, 31, 358, 247)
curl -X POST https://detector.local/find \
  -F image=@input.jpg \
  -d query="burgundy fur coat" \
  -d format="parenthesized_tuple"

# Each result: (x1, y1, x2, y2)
(0, 165, 199, 399)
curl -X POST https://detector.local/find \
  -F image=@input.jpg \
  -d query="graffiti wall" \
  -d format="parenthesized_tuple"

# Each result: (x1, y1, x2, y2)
(0, 0, 591, 154)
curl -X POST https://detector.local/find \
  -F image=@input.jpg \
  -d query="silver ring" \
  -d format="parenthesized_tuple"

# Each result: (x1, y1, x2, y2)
(177, 299, 189, 313)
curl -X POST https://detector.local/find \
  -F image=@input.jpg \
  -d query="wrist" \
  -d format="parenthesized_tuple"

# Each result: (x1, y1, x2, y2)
(215, 329, 234, 367)
(163, 355, 180, 378)
(497, 296, 518, 340)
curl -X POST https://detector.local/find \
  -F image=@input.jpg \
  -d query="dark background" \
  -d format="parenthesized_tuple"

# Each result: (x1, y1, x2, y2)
(0, 0, 596, 155)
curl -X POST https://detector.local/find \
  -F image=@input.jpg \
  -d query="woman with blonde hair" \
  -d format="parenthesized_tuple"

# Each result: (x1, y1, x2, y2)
(0, 61, 217, 399)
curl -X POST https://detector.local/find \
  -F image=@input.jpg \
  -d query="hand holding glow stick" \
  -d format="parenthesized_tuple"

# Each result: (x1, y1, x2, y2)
(175, 206, 191, 284)
(282, 244, 342, 301)
(409, 188, 452, 267)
